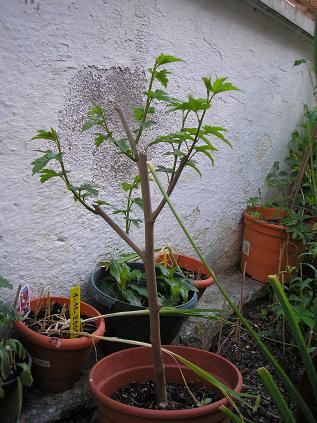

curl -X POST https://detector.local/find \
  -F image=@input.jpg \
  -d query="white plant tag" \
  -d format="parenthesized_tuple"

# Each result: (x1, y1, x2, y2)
(242, 239, 250, 256)
(18, 284, 31, 319)
(32, 357, 50, 368)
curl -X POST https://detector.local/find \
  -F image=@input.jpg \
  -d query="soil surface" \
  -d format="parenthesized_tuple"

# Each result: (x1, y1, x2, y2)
(112, 381, 222, 410)
(24, 302, 97, 338)
(211, 297, 304, 422)
(181, 268, 208, 280)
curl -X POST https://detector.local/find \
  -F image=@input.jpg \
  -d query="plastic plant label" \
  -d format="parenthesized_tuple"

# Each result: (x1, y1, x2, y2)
(18, 285, 31, 319)
(242, 239, 250, 256)
(70, 285, 81, 339)
(32, 357, 50, 367)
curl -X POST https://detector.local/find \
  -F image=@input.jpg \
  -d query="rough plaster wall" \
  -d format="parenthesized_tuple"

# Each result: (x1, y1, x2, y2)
(0, 0, 314, 300)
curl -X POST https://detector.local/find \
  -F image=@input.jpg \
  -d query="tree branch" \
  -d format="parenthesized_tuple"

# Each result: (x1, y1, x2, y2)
(114, 105, 138, 158)
(94, 205, 144, 260)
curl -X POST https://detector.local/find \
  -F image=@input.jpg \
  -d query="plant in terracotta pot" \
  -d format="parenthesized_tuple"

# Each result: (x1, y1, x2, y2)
(30, 54, 244, 420)
(240, 135, 315, 283)
(0, 276, 33, 423)
(13, 291, 105, 393)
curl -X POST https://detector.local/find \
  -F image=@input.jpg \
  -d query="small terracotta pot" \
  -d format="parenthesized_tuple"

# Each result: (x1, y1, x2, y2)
(14, 296, 105, 392)
(89, 345, 243, 423)
(240, 208, 304, 283)
(155, 253, 214, 297)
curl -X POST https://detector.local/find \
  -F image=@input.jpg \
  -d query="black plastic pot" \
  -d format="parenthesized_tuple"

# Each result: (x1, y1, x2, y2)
(89, 263, 198, 354)
(0, 354, 32, 423)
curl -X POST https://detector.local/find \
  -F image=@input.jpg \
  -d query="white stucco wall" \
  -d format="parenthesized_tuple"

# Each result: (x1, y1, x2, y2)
(0, 0, 314, 299)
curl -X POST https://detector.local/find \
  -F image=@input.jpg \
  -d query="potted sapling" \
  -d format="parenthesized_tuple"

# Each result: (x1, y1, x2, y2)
(30, 54, 243, 422)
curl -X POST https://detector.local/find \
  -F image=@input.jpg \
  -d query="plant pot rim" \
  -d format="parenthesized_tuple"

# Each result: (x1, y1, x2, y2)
(89, 345, 243, 418)
(2, 352, 32, 389)
(155, 253, 214, 289)
(14, 296, 105, 351)
(91, 266, 198, 311)
(244, 208, 286, 231)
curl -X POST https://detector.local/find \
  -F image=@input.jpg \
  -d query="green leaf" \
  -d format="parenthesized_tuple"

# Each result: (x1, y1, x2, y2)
(257, 368, 296, 423)
(153, 69, 170, 88)
(31, 129, 58, 142)
(87, 103, 104, 116)
(31, 151, 56, 175)
(186, 159, 201, 176)
(133, 108, 144, 121)
(202, 77, 212, 93)
(94, 133, 108, 147)
(121, 182, 133, 192)
(133, 197, 143, 209)
(0, 276, 12, 289)
(93, 199, 108, 206)
(146, 89, 170, 102)
(294, 59, 309, 67)
(78, 183, 99, 197)
(39, 169, 61, 183)
(130, 218, 142, 228)
(193, 145, 215, 165)
(114, 138, 134, 158)
(203, 126, 232, 147)
(210, 77, 239, 94)
(143, 120, 157, 129)
(156, 165, 174, 174)
(219, 406, 244, 423)
(121, 288, 142, 306)
(82, 117, 104, 131)
(129, 284, 148, 298)
(168, 96, 210, 112)
(155, 54, 183, 67)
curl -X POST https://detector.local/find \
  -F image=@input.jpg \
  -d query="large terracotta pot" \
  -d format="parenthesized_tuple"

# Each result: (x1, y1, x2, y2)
(14, 296, 105, 392)
(240, 207, 303, 283)
(89, 345, 243, 423)
(155, 253, 214, 298)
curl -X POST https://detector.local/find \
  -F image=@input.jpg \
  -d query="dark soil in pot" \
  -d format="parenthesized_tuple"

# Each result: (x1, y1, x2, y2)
(211, 296, 303, 422)
(112, 380, 222, 410)
(24, 302, 97, 338)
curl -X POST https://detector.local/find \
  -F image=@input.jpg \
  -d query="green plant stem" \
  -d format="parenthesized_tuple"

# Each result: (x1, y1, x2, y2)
(125, 187, 133, 234)
(258, 367, 295, 423)
(134, 65, 157, 144)
(149, 163, 317, 423)
(55, 135, 96, 214)
(268, 275, 317, 403)
(152, 93, 213, 221)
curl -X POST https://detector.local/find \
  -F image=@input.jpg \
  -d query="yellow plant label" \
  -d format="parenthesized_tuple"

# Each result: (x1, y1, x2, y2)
(70, 285, 81, 338)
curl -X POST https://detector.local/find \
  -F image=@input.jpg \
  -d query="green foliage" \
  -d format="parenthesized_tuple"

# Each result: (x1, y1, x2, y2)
(0, 278, 33, 410)
(99, 258, 197, 307)
(0, 276, 12, 289)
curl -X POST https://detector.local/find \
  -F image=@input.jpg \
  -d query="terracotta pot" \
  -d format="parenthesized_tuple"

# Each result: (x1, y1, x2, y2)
(155, 253, 214, 298)
(14, 296, 105, 392)
(240, 208, 304, 283)
(89, 345, 243, 423)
